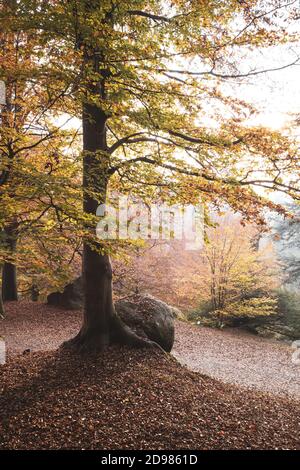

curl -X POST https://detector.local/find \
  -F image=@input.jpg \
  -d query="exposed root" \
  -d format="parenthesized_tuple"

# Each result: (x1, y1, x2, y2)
(61, 330, 109, 354)
(60, 314, 167, 355)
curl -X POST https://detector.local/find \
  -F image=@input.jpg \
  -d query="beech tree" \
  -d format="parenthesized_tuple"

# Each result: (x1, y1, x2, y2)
(2, 0, 300, 351)
(0, 0, 81, 305)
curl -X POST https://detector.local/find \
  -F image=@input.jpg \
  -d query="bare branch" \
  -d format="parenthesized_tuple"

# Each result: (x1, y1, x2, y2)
(157, 56, 300, 80)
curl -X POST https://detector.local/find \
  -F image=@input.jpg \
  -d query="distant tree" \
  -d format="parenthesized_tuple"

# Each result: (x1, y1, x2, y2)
(190, 215, 281, 326)
(113, 240, 178, 302)
(203, 218, 279, 308)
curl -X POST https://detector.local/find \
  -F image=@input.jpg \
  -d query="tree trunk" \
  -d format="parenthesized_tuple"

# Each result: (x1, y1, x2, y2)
(0, 266, 4, 318)
(30, 284, 39, 301)
(1, 3, 18, 303)
(81, 99, 111, 348)
(0, 292, 4, 319)
(62, 96, 153, 353)
(1, 225, 18, 301)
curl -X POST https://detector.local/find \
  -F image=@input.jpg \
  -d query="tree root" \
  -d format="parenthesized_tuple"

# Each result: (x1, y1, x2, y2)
(61, 313, 167, 355)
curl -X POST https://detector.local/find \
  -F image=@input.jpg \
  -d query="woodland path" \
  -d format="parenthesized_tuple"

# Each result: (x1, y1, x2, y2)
(173, 320, 300, 399)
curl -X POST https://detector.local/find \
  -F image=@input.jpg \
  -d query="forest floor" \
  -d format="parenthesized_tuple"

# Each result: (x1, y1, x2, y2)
(1, 301, 299, 398)
(0, 301, 299, 449)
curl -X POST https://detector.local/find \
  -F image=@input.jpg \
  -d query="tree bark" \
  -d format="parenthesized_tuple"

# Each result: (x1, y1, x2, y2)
(1, 225, 18, 301)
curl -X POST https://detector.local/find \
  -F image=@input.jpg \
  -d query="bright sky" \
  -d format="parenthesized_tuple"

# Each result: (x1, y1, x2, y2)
(238, 47, 300, 132)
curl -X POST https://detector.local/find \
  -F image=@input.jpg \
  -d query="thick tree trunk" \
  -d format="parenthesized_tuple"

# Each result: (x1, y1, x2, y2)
(1, 225, 18, 301)
(62, 99, 153, 353)
(80, 99, 111, 348)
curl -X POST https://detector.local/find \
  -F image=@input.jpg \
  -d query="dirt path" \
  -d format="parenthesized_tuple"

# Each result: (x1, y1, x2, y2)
(1, 301, 299, 399)
(173, 321, 300, 399)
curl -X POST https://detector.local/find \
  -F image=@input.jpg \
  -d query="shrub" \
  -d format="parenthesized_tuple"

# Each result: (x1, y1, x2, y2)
(277, 288, 300, 334)
(190, 296, 278, 328)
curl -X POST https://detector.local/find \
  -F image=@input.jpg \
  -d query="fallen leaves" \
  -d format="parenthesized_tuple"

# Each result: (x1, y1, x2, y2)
(0, 345, 299, 450)
(0, 301, 299, 450)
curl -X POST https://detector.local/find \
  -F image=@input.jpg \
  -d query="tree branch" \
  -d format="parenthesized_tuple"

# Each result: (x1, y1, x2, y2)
(156, 56, 300, 80)
(168, 130, 242, 147)
(109, 132, 150, 154)
(109, 129, 242, 155)
(127, 10, 171, 22)
(111, 155, 300, 199)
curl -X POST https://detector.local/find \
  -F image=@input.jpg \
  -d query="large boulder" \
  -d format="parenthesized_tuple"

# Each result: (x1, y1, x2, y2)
(116, 295, 175, 352)
(47, 277, 83, 310)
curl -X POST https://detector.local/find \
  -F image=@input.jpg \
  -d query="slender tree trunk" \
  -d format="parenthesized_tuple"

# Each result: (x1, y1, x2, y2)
(30, 283, 39, 301)
(0, 292, 4, 319)
(1, 4, 18, 303)
(2, 225, 18, 301)
(0, 266, 4, 318)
